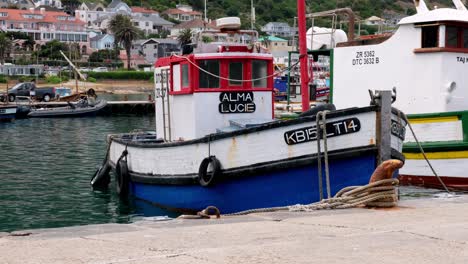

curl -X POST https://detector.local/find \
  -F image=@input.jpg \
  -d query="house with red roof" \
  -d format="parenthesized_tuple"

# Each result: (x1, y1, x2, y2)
(162, 4, 202, 22)
(0, 8, 90, 54)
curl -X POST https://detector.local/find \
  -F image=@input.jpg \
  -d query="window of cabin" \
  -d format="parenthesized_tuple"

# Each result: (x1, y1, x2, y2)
(464, 28, 468, 48)
(446, 26, 459, 48)
(229, 62, 243, 86)
(421, 26, 438, 48)
(252, 60, 268, 88)
(181, 64, 189, 88)
(199, 60, 219, 88)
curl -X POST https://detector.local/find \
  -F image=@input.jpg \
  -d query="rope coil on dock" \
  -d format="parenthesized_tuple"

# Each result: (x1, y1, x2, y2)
(182, 178, 400, 219)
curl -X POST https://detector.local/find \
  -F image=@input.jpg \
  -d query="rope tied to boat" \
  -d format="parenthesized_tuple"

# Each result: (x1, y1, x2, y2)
(185, 176, 400, 218)
(316, 110, 331, 200)
(401, 114, 451, 193)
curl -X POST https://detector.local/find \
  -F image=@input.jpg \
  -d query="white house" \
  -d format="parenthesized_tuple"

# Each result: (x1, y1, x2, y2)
(90, 34, 115, 50)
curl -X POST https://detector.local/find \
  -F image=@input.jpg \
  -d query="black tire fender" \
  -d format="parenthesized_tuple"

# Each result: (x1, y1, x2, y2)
(90, 162, 111, 189)
(8, 94, 15, 102)
(198, 156, 221, 187)
(115, 156, 130, 197)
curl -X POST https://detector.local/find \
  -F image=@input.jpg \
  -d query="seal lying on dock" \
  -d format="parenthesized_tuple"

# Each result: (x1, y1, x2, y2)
(369, 159, 404, 183)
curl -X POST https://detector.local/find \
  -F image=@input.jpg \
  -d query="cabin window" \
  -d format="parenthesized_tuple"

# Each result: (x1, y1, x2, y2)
(252, 60, 267, 88)
(464, 29, 468, 48)
(199, 60, 219, 88)
(229, 62, 243, 86)
(421, 26, 438, 48)
(446, 26, 459, 48)
(181, 64, 189, 88)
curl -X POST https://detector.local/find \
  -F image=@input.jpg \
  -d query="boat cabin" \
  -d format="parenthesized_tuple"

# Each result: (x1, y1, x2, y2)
(329, 1, 468, 115)
(154, 18, 274, 141)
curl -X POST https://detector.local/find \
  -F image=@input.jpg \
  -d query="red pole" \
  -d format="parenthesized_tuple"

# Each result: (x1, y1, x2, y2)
(297, 0, 309, 112)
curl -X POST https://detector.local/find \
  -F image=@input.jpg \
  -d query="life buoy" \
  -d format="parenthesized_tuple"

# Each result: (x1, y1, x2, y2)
(198, 156, 221, 187)
(90, 162, 111, 189)
(115, 156, 130, 197)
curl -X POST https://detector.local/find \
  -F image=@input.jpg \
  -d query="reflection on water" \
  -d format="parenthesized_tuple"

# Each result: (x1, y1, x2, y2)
(0, 115, 176, 232)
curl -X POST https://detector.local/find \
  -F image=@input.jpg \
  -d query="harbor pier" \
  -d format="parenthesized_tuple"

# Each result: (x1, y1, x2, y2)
(1, 195, 467, 263)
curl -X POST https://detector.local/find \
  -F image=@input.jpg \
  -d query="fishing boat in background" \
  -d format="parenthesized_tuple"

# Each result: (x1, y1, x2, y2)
(297, 0, 468, 190)
(92, 13, 406, 214)
(28, 98, 107, 118)
(0, 104, 17, 122)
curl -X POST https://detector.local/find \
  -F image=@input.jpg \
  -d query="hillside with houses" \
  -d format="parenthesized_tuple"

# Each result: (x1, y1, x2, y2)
(0, 0, 457, 76)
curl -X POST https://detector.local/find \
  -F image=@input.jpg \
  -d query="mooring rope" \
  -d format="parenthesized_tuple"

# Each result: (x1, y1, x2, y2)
(316, 110, 331, 199)
(182, 179, 399, 218)
(402, 114, 451, 193)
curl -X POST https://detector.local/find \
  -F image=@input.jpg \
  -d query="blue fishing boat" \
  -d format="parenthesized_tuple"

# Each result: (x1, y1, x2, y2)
(93, 15, 406, 214)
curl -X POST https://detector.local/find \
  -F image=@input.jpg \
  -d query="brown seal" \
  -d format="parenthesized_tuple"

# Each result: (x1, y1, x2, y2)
(369, 159, 404, 183)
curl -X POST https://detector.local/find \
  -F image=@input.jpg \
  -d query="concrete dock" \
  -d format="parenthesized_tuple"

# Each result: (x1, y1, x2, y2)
(1, 195, 468, 263)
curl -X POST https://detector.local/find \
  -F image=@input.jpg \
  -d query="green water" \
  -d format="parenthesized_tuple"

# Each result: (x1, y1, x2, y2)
(0, 115, 172, 232)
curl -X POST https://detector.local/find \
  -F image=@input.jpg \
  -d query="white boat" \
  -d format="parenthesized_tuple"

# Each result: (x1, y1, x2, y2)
(304, 0, 468, 190)
(93, 14, 407, 214)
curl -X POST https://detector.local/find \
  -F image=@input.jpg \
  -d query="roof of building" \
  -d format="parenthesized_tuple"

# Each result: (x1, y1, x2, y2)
(399, 8, 468, 25)
(35, 5, 62, 12)
(264, 22, 290, 26)
(0, 8, 85, 24)
(82, 2, 100, 10)
(163, 8, 202, 15)
(107, 0, 126, 9)
(172, 19, 217, 29)
(131, 6, 158, 14)
(141, 38, 178, 45)
(258, 36, 287, 42)
(90, 34, 113, 41)
(366, 16, 384, 21)
(134, 14, 173, 25)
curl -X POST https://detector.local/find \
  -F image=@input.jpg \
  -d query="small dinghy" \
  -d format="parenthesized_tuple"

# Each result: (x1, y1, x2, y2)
(28, 98, 107, 118)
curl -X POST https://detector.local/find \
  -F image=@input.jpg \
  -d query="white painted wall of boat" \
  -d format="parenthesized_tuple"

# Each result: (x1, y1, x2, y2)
(405, 120, 463, 143)
(193, 91, 273, 137)
(156, 91, 273, 141)
(332, 22, 468, 115)
(401, 158, 468, 178)
(109, 111, 381, 176)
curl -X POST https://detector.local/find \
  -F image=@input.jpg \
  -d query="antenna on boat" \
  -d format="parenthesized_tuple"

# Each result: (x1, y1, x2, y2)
(453, 0, 467, 10)
(413, 0, 429, 13)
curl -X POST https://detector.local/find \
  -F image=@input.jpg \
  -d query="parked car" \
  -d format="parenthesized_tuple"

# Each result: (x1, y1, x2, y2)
(92, 67, 108, 72)
(0, 82, 57, 102)
(79, 67, 91, 72)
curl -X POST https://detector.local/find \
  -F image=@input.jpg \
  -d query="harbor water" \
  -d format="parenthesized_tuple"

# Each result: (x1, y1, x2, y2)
(0, 111, 450, 233)
(0, 114, 178, 233)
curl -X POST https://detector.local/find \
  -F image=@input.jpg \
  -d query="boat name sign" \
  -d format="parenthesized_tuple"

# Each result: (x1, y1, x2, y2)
(284, 118, 361, 145)
(219, 91, 256, 114)
(391, 120, 406, 140)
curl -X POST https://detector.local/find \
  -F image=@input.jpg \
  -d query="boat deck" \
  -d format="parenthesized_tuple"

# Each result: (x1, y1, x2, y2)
(2, 195, 467, 263)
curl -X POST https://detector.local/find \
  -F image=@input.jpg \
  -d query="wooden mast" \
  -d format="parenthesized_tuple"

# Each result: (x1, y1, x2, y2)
(297, 0, 309, 111)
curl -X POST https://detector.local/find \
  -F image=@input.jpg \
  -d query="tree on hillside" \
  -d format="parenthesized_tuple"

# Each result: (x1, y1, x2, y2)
(108, 14, 141, 70)
(177, 28, 193, 46)
(35, 40, 69, 61)
(0, 33, 12, 65)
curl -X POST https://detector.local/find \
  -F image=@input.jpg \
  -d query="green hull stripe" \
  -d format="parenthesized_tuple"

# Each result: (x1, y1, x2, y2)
(403, 141, 468, 153)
